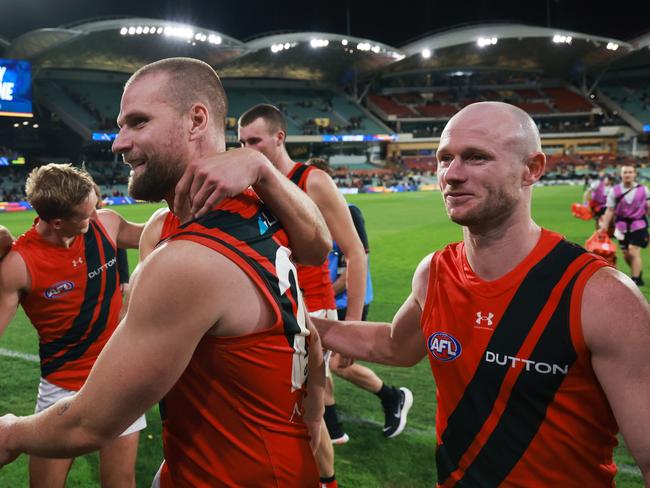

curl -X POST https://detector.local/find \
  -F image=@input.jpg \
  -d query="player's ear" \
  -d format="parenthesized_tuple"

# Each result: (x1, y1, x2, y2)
(50, 218, 63, 230)
(522, 152, 546, 187)
(188, 102, 209, 141)
(276, 130, 286, 146)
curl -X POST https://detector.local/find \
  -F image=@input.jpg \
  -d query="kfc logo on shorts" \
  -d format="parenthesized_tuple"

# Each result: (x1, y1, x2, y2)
(427, 332, 462, 362)
(44, 281, 75, 299)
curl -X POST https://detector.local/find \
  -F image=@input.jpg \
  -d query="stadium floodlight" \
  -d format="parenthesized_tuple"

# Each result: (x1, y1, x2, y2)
(606, 42, 619, 51)
(208, 34, 222, 45)
(422, 48, 431, 59)
(284, 43, 290, 49)
(553, 34, 572, 44)
(120, 27, 128, 35)
(135, 26, 143, 34)
(143, 26, 150, 34)
(310, 39, 329, 48)
(22, 121, 28, 125)
(33, 124, 39, 128)
(342, 39, 348, 46)
(477, 36, 498, 48)
(357, 42, 371, 51)
(128, 26, 136, 35)
(371, 45, 380, 53)
(157, 27, 163, 34)
(12, 123, 19, 128)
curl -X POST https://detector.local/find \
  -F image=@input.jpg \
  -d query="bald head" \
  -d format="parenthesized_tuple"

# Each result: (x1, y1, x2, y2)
(444, 102, 541, 161)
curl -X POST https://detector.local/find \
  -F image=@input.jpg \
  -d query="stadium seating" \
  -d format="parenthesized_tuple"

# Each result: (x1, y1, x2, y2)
(226, 85, 389, 135)
(600, 83, 650, 125)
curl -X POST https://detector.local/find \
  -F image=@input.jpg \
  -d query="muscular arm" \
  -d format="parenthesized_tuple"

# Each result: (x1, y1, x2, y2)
(174, 148, 331, 266)
(312, 254, 431, 367)
(0, 241, 229, 460)
(0, 252, 29, 338)
(0, 226, 14, 260)
(582, 267, 650, 482)
(306, 170, 366, 320)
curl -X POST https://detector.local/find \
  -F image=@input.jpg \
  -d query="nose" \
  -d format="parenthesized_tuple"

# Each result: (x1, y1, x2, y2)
(111, 128, 131, 155)
(439, 157, 467, 187)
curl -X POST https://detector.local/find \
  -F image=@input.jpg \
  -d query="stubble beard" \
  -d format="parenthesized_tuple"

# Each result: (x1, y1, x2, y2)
(447, 186, 518, 230)
(128, 153, 185, 202)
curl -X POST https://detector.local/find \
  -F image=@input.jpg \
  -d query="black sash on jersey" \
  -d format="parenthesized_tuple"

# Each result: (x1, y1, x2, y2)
(288, 163, 312, 190)
(436, 240, 597, 486)
(41, 221, 118, 377)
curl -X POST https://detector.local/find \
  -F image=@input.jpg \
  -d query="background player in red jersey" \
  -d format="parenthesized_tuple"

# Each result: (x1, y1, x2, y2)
(0, 57, 328, 487)
(307, 157, 413, 443)
(0, 163, 145, 488)
(311, 102, 650, 486)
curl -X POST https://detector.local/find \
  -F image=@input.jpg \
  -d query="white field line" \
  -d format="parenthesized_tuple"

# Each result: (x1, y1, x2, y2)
(0, 347, 39, 363)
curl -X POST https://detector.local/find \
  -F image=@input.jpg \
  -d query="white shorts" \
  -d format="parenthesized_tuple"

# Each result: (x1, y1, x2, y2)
(308, 308, 338, 378)
(35, 377, 147, 437)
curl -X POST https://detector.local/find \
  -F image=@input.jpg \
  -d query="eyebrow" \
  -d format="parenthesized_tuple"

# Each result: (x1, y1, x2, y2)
(116, 110, 149, 129)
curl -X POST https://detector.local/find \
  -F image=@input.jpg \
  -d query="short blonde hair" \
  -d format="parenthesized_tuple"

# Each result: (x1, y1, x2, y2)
(126, 57, 227, 133)
(25, 163, 95, 221)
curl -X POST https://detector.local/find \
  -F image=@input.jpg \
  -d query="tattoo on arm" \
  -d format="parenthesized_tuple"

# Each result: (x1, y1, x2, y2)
(56, 401, 71, 416)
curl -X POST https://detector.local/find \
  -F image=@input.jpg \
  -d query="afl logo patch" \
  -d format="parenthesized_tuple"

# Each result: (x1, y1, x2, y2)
(427, 332, 462, 362)
(44, 281, 75, 299)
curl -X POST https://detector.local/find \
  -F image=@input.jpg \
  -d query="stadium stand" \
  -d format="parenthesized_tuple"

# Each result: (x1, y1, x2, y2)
(0, 19, 649, 201)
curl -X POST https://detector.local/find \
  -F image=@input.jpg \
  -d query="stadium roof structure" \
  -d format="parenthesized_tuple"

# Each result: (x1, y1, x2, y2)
(216, 32, 404, 85)
(381, 23, 633, 80)
(6, 17, 247, 73)
(604, 31, 650, 73)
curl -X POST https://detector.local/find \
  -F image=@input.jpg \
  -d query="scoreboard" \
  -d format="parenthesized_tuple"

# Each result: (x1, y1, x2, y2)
(0, 59, 33, 118)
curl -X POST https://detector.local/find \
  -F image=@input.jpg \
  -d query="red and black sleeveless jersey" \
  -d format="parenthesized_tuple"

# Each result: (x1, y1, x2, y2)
(287, 162, 336, 312)
(157, 192, 318, 487)
(420, 229, 617, 487)
(13, 220, 121, 390)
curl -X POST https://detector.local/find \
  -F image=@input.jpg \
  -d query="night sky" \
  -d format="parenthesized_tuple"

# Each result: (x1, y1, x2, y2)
(1, 0, 648, 46)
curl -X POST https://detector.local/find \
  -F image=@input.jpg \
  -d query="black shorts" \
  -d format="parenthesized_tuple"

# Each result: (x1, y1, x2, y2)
(620, 227, 649, 250)
(336, 304, 370, 321)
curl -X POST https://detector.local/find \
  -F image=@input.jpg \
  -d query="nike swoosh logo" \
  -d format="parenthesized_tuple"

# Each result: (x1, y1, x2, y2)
(394, 404, 402, 418)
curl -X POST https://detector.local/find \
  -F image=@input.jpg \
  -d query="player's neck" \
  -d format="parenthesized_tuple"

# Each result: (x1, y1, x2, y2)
(275, 152, 296, 176)
(622, 181, 635, 189)
(463, 214, 541, 282)
(35, 220, 77, 248)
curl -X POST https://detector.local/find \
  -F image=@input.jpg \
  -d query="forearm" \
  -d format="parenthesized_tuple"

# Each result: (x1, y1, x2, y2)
(6, 396, 107, 459)
(313, 318, 408, 366)
(253, 161, 331, 266)
(332, 271, 346, 295)
(342, 250, 367, 321)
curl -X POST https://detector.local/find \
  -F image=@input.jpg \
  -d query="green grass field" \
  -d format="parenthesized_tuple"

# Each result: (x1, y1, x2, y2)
(0, 185, 647, 487)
